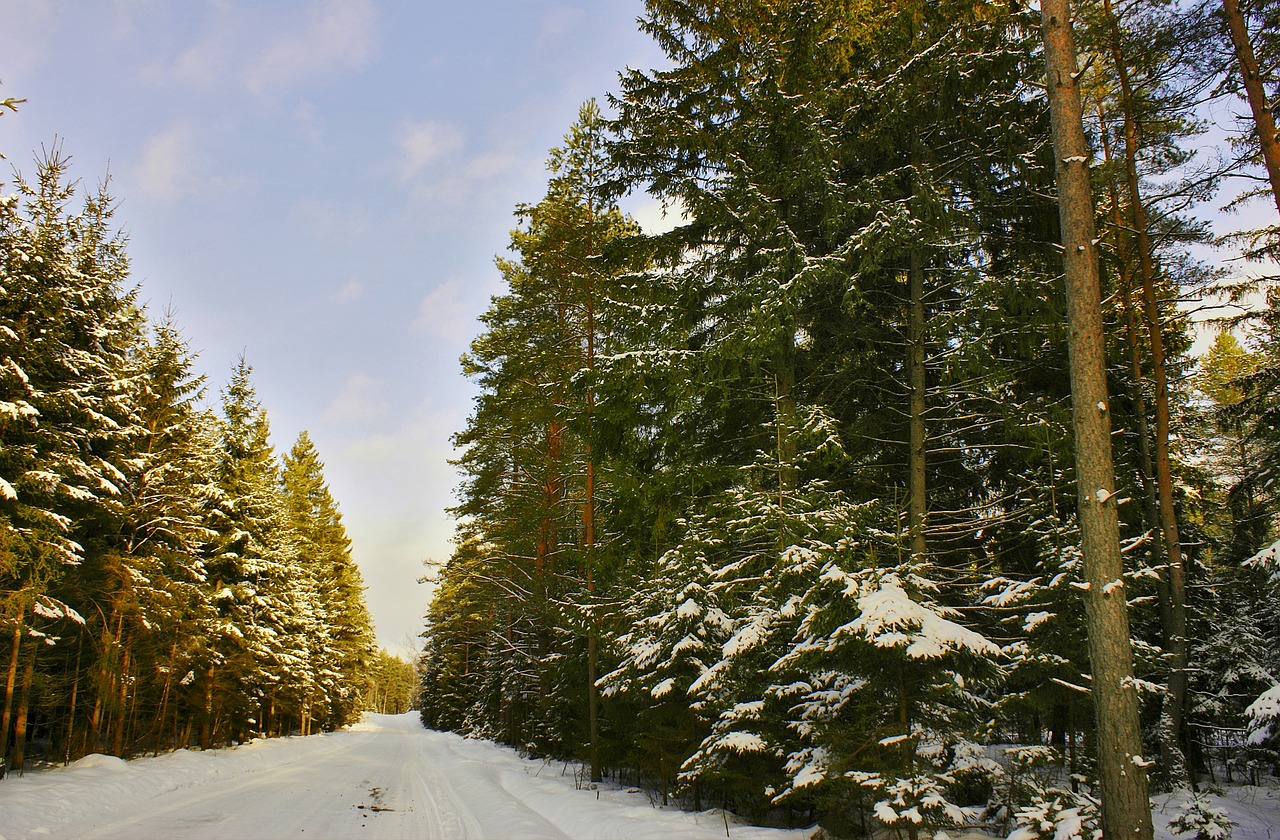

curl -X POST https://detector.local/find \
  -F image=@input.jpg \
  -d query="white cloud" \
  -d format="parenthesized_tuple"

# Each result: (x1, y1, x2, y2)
(463, 151, 518, 181)
(335, 278, 364, 303)
(399, 120, 464, 182)
(324, 372, 388, 426)
(412, 279, 474, 344)
(149, 0, 376, 96)
(132, 123, 247, 202)
(246, 0, 377, 95)
(133, 125, 201, 201)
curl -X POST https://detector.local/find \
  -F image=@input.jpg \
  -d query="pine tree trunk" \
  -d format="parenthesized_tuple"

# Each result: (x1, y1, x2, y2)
(1102, 0, 1190, 783)
(12, 638, 37, 774)
(0, 609, 22, 760)
(584, 177, 603, 787)
(112, 642, 130, 757)
(1098, 107, 1175, 670)
(776, 336, 798, 498)
(65, 635, 82, 764)
(908, 246, 927, 561)
(1221, 0, 1280, 219)
(200, 663, 215, 749)
(152, 643, 176, 755)
(1040, 2, 1154, 836)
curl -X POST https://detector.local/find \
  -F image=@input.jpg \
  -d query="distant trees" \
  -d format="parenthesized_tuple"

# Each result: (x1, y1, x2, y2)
(420, 0, 1280, 836)
(0, 150, 378, 773)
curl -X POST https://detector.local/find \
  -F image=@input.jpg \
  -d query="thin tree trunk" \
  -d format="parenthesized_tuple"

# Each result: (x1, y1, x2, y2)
(775, 341, 798, 498)
(1222, 0, 1280, 219)
(1040, 2, 1154, 836)
(112, 641, 129, 757)
(1102, 0, 1190, 783)
(199, 663, 214, 750)
(12, 638, 37, 774)
(584, 196, 602, 786)
(908, 245, 927, 561)
(65, 634, 82, 764)
(1, 609, 22, 760)
(152, 642, 176, 756)
(1097, 105, 1172, 630)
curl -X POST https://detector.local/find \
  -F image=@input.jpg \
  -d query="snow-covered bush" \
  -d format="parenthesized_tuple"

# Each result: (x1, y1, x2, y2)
(1245, 684, 1280, 748)
(1007, 790, 1099, 840)
(1167, 793, 1235, 840)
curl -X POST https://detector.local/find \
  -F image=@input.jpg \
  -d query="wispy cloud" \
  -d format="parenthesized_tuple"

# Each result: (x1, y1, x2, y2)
(291, 199, 372, 243)
(246, 0, 378, 95)
(335, 278, 364, 303)
(0, 0, 58, 80)
(154, 0, 377, 96)
(324, 372, 388, 426)
(412, 279, 474, 344)
(399, 120, 464, 182)
(133, 124, 216, 202)
(132, 123, 251, 202)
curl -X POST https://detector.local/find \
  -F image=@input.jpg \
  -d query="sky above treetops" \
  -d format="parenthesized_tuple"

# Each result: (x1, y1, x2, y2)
(0, 0, 672, 654)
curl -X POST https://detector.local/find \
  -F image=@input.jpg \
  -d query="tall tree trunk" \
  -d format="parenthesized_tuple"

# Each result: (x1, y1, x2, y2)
(112, 641, 130, 757)
(775, 337, 798, 498)
(152, 642, 177, 755)
(1102, 0, 1190, 784)
(199, 662, 215, 750)
(1, 609, 22, 760)
(584, 204, 602, 786)
(1041, 2, 1154, 837)
(1098, 105, 1174, 646)
(65, 634, 82, 764)
(12, 638, 37, 774)
(1222, 0, 1280, 218)
(908, 246, 927, 561)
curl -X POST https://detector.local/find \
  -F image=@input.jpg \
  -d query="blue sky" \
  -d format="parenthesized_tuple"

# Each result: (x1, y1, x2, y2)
(1, 0, 670, 653)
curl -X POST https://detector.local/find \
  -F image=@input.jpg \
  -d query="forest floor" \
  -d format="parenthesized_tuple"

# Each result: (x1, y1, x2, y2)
(0, 713, 1276, 839)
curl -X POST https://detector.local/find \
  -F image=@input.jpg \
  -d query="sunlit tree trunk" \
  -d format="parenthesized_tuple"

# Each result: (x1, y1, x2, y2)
(11, 638, 37, 774)
(1222, 0, 1280, 218)
(1102, 0, 1190, 783)
(0, 609, 22, 759)
(1041, 1, 1154, 835)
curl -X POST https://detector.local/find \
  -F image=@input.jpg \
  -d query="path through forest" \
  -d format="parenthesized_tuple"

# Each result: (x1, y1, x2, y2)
(0, 713, 808, 839)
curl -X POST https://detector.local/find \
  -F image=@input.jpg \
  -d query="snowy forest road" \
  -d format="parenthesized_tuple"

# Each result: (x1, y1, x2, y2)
(0, 713, 805, 840)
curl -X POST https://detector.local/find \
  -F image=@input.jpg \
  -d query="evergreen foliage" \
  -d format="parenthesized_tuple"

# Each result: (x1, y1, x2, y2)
(420, 0, 1280, 835)
(0, 150, 380, 771)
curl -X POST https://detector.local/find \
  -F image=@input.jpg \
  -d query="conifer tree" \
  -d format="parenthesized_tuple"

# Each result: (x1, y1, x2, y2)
(0, 153, 142, 770)
(281, 431, 375, 731)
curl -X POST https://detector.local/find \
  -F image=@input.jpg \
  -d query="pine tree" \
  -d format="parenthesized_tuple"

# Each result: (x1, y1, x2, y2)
(1040, 0, 1154, 835)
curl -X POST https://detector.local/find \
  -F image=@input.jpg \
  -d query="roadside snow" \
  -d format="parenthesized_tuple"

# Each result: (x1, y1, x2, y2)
(0, 713, 811, 840)
(2, 714, 1277, 839)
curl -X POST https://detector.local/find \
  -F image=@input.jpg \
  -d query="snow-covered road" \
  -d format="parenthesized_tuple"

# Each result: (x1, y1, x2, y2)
(0, 713, 809, 840)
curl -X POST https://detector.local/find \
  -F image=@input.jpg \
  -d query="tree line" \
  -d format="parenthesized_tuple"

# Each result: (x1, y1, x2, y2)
(0, 148, 380, 774)
(418, 1, 1280, 837)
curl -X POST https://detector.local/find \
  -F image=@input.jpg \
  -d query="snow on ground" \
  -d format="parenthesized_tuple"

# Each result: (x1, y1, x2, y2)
(0, 713, 811, 840)
(1, 713, 1277, 839)
(1152, 785, 1280, 840)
